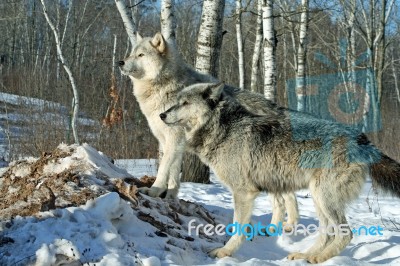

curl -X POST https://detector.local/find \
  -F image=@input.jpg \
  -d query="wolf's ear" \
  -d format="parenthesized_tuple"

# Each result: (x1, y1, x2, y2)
(136, 32, 143, 42)
(202, 82, 225, 102)
(150, 32, 167, 54)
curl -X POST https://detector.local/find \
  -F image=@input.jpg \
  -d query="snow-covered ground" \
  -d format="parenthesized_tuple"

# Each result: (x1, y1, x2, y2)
(1, 147, 400, 266)
(0, 92, 98, 161)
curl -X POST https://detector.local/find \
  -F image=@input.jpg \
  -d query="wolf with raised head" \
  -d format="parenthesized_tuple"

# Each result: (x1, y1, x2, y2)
(160, 82, 400, 263)
(119, 32, 298, 226)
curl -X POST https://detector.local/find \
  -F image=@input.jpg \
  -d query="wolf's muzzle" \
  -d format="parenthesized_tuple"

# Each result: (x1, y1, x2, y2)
(160, 112, 167, 121)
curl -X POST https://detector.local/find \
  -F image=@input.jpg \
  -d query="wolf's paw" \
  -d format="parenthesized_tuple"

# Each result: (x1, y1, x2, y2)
(287, 252, 309, 260)
(209, 247, 232, 258)
(138, 186, 166, 198)
(164, 188, 179, 199)
(307, 254, 331, 264)
(281, 222, 296, 233)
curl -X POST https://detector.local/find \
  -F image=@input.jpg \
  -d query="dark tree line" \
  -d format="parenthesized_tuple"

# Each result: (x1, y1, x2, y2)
(0, 0, 399, 163)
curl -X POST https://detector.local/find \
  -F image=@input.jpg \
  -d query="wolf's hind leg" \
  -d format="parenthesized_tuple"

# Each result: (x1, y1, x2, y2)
(283, 192, 299, 226)
(209, 190, 259, 258)
(270, 192, 299, 233)
(306, 201, 351, 263)
(270, 193, 285, 226)
(305, 169, 361, 264)
(287, 195, 333, 261)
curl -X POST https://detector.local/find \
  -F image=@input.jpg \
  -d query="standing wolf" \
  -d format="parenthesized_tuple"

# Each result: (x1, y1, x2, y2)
(160, 82, 400, 263)
(119, 32, 298, 226)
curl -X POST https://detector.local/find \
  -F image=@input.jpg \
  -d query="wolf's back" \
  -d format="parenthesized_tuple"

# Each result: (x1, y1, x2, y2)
(371, 153, 400, 197)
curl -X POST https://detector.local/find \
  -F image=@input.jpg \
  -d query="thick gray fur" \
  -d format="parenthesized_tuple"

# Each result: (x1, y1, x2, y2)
(119, 32, 299, 227)
(161, 82, 400, 263)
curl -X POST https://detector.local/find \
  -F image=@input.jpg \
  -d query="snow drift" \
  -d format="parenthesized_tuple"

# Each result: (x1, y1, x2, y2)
(0, 144, 225, 265)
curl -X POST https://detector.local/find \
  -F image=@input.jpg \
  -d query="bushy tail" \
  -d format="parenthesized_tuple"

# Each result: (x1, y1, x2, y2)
(371, 153, 400, 198)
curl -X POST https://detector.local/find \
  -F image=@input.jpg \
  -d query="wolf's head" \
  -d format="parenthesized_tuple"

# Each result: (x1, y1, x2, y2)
(160, 82, 225, 131)
(118, 32, 169, 81)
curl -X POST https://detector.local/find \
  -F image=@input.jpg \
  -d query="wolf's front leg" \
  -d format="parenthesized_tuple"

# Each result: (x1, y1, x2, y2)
(210, 190, 259, 258)
(165, 146, 184, 198)
(139, 135, 184, 198)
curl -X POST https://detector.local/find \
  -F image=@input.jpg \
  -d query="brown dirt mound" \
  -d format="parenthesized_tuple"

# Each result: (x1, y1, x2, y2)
(0, 145, 138, 219)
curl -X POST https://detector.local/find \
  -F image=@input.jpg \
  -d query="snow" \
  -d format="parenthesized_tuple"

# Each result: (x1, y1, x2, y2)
(42, 143, 131, 179)
(0, 92, 99, 161)
(1, 147, 400, 265)
(0, 92, 61, 109)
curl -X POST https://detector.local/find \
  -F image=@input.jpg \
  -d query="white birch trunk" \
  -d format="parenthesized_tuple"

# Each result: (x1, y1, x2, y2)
(112, 35, 118, 74)
(340, 0, 357, 123)
(360, 0, 374, 131)
(281, 11, 288, 103)
(40, 0, 80, 144)
(375, 0, 395, 104)
(115, 0, 136, 48)
(262, 0, 276, 101)
(296, 0, 308, 112)
(391, 46, 400, 104)
(182, 0, 225, 183)
(236, 0, 244, 89)
(250, 0, 263, 92)
(347, 0, 356, 79)
(159, 0, 177, 165)
(161, 0, 177, 47)
(195, 0, 225, 76)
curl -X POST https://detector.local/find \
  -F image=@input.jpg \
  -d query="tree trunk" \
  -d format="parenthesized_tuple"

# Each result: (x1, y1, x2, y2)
(250, 0, 263, 92)
(115, 0, 137, 48)
(236, 0, 244, 89)
(340, 0, 357, 124)
(358, 0, 394, 133)
(391, 46, 400, 104)
(40, 0, 79, 145)
(181, 0, 225, 184)
(160, 0, 177, 170)
(161, 0, 177, 47)
(375, 0, 394, 104)
(262, 0, 276, 101)
(295, 0, 308, 112)
(281, 10, 288, 104)
(194, 0, 225, 76)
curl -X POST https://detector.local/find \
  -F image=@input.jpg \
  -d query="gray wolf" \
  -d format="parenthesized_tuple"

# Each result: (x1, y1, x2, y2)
(160, 82, 400, 263)
(118, 32, 298, 225)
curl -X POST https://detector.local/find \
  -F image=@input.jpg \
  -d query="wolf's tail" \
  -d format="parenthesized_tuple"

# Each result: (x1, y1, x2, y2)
(371, 153, 400, 198)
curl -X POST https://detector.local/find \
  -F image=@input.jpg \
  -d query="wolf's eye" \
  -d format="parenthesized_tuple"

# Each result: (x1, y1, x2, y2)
(138, 53, 145, 57)
(182, 101, 189, 106)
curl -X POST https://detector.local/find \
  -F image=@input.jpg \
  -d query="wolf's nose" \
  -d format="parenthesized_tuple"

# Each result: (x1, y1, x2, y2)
(118, 61, 125, 66)
(160, 113, 167, 120)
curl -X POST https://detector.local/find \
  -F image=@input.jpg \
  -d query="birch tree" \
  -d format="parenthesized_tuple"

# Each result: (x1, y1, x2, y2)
(115, 0, 137, 48)
(236, 0, 245, 89)
(391, 45, 400, 104)
(358, 0, 395, 131)
(250, 0, 263, 92)
(262, 0, 276, 101)
(343, 0, 356, 79)
(375, 0, 395, 103)
(194, 0, 226, 76)
(40, 0, 79, 144)
(181, 0, 226, 184)
(161, 0, 177, 46)
(295, 0, 309, 112)
(160, 0, 177, 171)
(55, 0, 72, 81)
